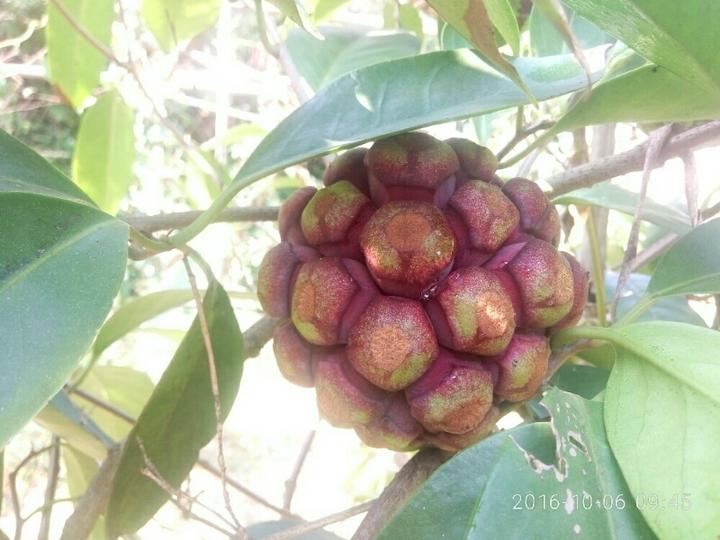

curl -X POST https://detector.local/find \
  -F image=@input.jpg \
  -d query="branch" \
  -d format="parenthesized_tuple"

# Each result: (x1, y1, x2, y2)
(496, 120, 554, 160)
(123, 206, 280, 234)
(546, 120, 720, 196)
(243, 316, 282, 358)
(38, 437, 61, 540)
(352, 448, 450, 540)
(283, 429, 316, 511)
(60, 445, 122, 540)
(263, 500, 376, 540)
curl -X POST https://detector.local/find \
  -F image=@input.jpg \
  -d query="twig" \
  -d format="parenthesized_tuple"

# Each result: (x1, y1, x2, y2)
(283, 429, 316, 511)
(9, 445, 54, 540)
(611, 124, 674, 321)
(71, 388, 136, 423)
(619, 232, 677, 273)
(137, 439, 241, 539)
(182, 257, 243, 534)
(123, 206, 280, 234)
(263, 500, 376, 540)
(60, 445, 122, 540)
(243, 316, 282, 358)
(546, 120, 720, 196)
(543, 339, 596, 383)
(352, 449, 450, 540)
(683, 152, 700, 226)
(714, 295, 720, 330)
(38, 437, 61, 540)
(496, 120, 554, 160)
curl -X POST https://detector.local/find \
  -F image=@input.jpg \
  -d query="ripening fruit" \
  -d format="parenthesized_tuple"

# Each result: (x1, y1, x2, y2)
(258, 130, 587, 452)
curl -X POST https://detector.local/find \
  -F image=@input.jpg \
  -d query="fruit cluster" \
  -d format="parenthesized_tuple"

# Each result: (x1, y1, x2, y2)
(258, 132, 588, 452)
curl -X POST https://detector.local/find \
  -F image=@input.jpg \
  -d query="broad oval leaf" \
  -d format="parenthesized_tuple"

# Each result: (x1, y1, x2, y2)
(142, 0, 221, 51)
(47, 0, 113, 108)
(646, 218, 720, 298)
(286, 28, 421, 92)
(106, 282, 244, 536)
(554, 183, 691, 234)
(603, 322, 720, 539)
(73, 90, 135, 215)
(378, 389, 653, 540)
(562, 0, 720, 97)
(0, 131, 128, 448)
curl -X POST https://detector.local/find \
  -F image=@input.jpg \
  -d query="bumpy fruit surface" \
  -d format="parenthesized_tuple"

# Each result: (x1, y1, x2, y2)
(258, 131, 588, 451)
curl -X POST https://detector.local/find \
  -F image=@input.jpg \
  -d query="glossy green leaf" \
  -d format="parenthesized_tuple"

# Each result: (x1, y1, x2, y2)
(529, 4, 611, 56)
(379, 389, 654, 539)
(0, 131, 128, 449)
(484, 0, 520, 54)
(562, 0, 720, 96)
(63, 446, 106, 540)
(92, 290, 196, 360)
(605, 271, 706, 327)
(426, 0, 532, 98)
(226, 48, 604, 197)
(72, 91, 135, 215)
(247, 521, 343, 539)
(142, 0, 221, 51)
(553, 183, 691, 234)
(36, 391, 113, 460)
(602, 322, 720, 539)
(646, 218, 720, 298)
(549, 363, 610, 399)
(286, 27, 420, 91)
(555, 64, 720, 131)
(46, 0, 113, 108)
(106, 282, 244, 536)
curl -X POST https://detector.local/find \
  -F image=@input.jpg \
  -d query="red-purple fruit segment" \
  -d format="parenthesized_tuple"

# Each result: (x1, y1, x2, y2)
(445, 138, 498, 183)
(360, 201, 456, 298)
(323, 148, 369, 194)
(406, 349, 494, 434)
(272, 321, 315, 387)
(291, 257, 377, 345)
(315, 351, 389, 428)
(257, 242, 318, 317)
(279, 186, 317, 245)
(448, 181, 520, 262)
(426, 267, 516, 356)
(425, 406, 500, 452)
(551, 252, 589, 331)
(300, 180, 374, 259)
(486, 239, 574, 328)
(347, 296, 438, 391)
(493, 333, 550, 402)
(355, 394, 424, 451)
(366, 132, 459, 207)
(502, 178, 560, 243)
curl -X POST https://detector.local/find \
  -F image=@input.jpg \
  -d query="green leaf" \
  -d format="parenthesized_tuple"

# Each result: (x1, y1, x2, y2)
(106, 282, 244, 536)
(426, 0, 532, 99)
(378, 389, 654, 539)
(63, 446, 107, 540)
(555, 64, 720, 130)
(602, 322, 720, 539)
(46, 0, 114, 108)
(141, 0, 221, 51)
(312, 0, 349, 22)
(36, 391, 113, 460)
(267, 0, 317, 35)
(285, 27, 421, 91)
(92, 289, 196, 360)
(398, 4, 424, 39)
(484, 0, 520, 54)
(72, 91, 135, 215)
(529, 4, 611, 56)
(229, 48, 603, 196)
(646, 218, 720, 298)
(247, 520, 343, 539)
(605, 271, 706, 327)
(553, 183, 691, 234)
(0, 131, 128, 449)
(549, 363, 610, 399)
(562, 0, 720, 97)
